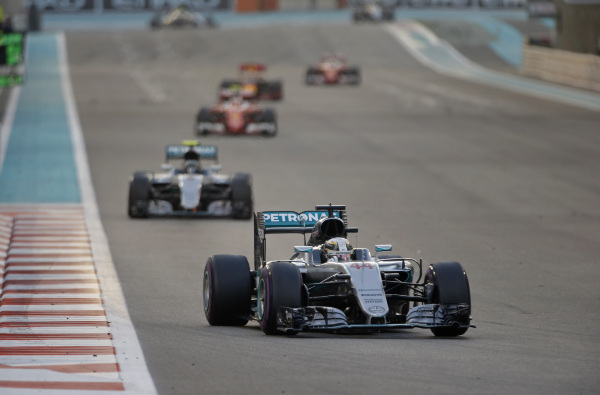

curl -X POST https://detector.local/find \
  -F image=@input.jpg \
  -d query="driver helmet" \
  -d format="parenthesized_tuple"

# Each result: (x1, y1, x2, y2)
(183, 159, 199, 173)
(230, 94, 244, 105)
(322, 237, 353, 262)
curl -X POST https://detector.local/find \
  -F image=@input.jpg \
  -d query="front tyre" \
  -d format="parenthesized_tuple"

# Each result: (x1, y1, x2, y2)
(257, 262, 303, 335)
(203, 255, 251, 326)
(425, 261, 471, 337)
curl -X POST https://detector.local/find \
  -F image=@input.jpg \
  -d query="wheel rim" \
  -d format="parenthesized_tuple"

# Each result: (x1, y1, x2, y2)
(257, 278, 266, 321)
(203, 269, 210, 314)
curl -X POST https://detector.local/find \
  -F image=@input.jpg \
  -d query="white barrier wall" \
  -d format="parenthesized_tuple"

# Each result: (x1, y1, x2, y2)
(522, 43, 600, 93)
(278, 0, 344, 10)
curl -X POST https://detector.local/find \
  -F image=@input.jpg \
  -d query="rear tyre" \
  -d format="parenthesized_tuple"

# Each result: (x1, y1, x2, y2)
(257, 262, 303, 335)
(425, 261, 471, 337)
(203, 255, 251, 326)
(231, 173, 253, 219)
(128, 172, 151, 218)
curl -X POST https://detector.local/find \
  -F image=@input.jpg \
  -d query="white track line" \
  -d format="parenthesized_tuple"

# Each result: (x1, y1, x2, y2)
(58, 32, 157, 394)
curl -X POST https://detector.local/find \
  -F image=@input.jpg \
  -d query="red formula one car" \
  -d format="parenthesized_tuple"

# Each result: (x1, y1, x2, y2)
(196, 96, 277, 137)
(219, 63, 283, 101)
(305, 53, 361, 86)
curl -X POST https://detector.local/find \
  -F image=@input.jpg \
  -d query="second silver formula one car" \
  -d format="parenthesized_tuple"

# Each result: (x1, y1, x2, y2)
(203, 204, 475, 336)
(128, 141, 252, 219)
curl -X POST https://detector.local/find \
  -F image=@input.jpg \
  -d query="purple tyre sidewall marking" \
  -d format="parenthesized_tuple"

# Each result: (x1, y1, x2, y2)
(205, 260, 213, 320)
(259, 272, 270, 330)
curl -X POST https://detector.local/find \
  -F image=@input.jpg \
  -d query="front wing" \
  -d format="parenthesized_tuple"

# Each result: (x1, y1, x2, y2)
(147, 200, 233, 217)
(197, 122, 276, 136)
(274, 304, 474, 334)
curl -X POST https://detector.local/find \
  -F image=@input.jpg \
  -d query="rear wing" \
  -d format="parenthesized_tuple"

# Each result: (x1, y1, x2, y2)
(253, 204, 357, 270)
(165, 144, 218, 162)
(240, 63, 266, 72)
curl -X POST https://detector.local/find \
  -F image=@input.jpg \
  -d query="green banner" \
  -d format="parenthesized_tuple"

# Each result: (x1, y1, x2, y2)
(0, 31, 25, 87)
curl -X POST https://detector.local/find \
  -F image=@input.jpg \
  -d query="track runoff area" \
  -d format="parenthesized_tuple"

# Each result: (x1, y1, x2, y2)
(0, 33, 156, 393)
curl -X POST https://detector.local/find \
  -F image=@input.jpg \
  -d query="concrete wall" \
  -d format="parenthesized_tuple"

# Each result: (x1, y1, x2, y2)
(521, 41, 600, 92)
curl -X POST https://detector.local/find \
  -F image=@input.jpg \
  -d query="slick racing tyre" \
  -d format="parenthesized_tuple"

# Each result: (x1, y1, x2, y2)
(261, 109, 277, 137)
(203, 255, 251, 326)
(231, 173, 253, 219)
(128, 172, 151, 218)
(257, 262, 303, 335)
(425, 261, 471, 337)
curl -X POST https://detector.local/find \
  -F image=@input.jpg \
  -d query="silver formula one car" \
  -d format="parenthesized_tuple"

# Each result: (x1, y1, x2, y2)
(128, 141, 252, 219)
(203, 204, 474, 336)
(352, 0, 396, 22)
(150, 7, 217, 29)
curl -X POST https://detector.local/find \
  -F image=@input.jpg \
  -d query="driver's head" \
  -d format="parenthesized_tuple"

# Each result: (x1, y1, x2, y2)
(322, 237, 353, 262)
(183, 159, 199, 173)
(182, 149, 200, 173)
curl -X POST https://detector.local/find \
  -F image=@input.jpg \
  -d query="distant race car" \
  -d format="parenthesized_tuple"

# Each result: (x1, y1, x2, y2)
(150, 7, 217, 29)
(128, 141, 252, 219)
(352, 0, 396, 22)
(196, 96, 277, 137)
(219, 63, 283, 101)
(305, 53, 361, 86)
(203, 204, 475, 336)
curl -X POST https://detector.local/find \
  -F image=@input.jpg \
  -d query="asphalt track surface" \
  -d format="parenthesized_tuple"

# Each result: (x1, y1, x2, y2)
(66, 22, 600, 394)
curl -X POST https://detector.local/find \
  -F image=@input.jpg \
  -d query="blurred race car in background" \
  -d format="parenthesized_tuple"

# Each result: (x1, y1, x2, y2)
(196, 96, 277, 137)
(305, 53, 361, 85)
(219, 63, 283, 101)
(352, 0, 396, 22)
(128, 141, 252, 219)
(150, 6, 217, 29)
(203, 204, 475, 336)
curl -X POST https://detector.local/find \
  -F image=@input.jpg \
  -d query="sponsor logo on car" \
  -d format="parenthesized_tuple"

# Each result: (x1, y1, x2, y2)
(369, 306, 386, 314)
(263, 211, 340, 227)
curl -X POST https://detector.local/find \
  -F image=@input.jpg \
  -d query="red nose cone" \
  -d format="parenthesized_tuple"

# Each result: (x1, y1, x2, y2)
(323, 69, 338, 83)
(226, 111, 245, 133)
